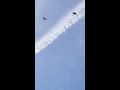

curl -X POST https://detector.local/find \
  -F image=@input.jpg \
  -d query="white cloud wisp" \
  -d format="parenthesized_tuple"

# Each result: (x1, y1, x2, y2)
(35, 0, 85, 54)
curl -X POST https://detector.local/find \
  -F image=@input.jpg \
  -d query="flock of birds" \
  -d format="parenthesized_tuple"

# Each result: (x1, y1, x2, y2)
(42, 12, 77, 21)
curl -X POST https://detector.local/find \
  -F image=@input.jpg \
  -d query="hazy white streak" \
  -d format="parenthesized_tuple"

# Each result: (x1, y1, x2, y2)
(35, 0, 85, 54)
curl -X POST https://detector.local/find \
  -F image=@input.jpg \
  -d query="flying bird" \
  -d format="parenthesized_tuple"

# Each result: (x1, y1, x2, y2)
(43, 17, 47, 20)
(72, 12, 77, 15)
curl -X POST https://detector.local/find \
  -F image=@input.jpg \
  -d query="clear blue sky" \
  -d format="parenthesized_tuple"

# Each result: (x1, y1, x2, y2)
(35, 0, 85, 90)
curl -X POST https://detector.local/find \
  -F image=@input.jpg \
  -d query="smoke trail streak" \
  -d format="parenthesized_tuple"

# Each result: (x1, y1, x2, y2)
(35, 0, 85, 54)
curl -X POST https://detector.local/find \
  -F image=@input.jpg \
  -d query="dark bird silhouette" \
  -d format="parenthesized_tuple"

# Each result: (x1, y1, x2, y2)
(72, 12, 77, 15)
(43, 17, 47, 20)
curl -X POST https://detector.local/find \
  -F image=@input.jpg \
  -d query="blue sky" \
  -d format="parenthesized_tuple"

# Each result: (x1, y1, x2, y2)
(35, 0, 85, 90)
(35, 0, 83, 40)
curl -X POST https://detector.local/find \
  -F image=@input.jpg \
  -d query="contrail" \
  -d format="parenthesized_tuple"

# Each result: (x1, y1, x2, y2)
(35, 0, 85, 54)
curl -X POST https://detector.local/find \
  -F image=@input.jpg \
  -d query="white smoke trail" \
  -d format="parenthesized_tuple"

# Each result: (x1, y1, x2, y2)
(35, 0, 85, 54)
